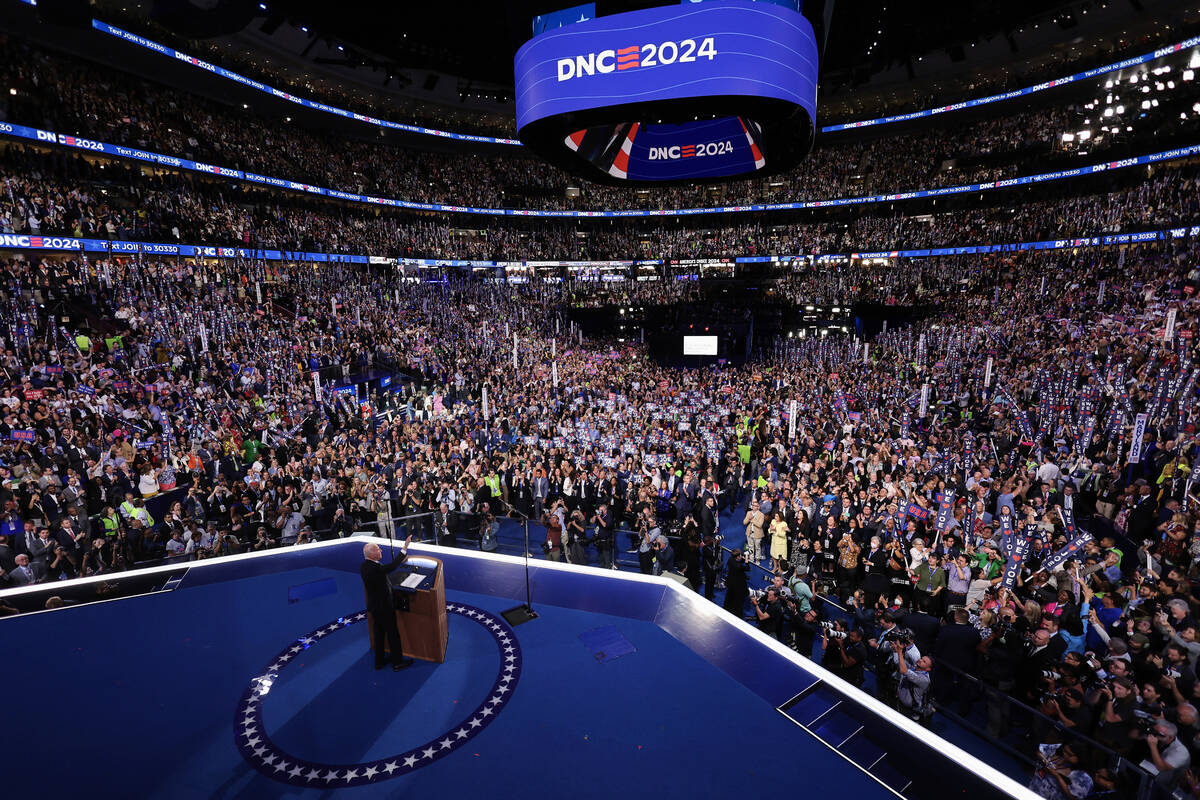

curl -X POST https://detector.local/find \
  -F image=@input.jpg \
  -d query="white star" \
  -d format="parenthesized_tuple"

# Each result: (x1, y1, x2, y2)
(342, 769, 359, 781)
(279, 653, 292, 662)
(287, 765, 304, 778)
(506, 655, 516, 663)
(353, 613, 366, 621)
(362, 766, 379, 779)
(314, 629, 327, 638)
(504, 665, 515, 674)
(488, 696, 503, 706)
(454, 728, 469, 739)
(468, 717, 483, 728)
(384, 760, 402, 773)
(271, 761, 289, 774)
(262, 755, 277, 766)
(252, 745, 268, 757)
(439, 737, 453, 749)
(290, 645, 302, 653)
(304, 768, 321, 782)
(246, 736, 262, 747)
(504, 646, 515, 654)
(480, 707, 494, 717)
(400, 756, 417, 769)
(422, 746, 437, 759)
(301, 637, 313, 646)
(321, 770, 339, 782)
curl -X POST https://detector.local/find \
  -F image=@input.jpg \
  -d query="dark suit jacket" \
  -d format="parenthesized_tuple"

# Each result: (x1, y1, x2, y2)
(361, 555, 407, 613)
(932, 622, 983, 671)
(698, 504, 717, 537)
(899, 610, 941, 656)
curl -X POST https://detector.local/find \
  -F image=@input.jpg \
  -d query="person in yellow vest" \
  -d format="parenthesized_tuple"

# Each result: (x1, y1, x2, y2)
(99, 506, 121, 537)
(484, 470, 501, 501)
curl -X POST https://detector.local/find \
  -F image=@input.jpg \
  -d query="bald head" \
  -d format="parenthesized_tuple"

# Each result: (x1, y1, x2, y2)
(363, 542, 382, 562)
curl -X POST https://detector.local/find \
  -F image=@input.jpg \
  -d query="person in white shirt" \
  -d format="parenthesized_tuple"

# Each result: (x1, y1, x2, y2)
(1036, 456, 1061, 486)
(1141, 720, 1190, 776)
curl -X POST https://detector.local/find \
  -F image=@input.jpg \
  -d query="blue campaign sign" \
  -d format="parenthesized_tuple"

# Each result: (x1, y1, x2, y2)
(514, 1, 818, 132)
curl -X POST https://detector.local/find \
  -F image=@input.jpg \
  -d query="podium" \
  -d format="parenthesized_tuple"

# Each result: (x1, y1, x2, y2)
(366, 555, 448, 663)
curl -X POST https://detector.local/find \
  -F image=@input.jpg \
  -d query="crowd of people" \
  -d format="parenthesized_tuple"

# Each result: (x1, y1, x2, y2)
(2, 140, 1197, 265)
(3, 18, 1200, 799)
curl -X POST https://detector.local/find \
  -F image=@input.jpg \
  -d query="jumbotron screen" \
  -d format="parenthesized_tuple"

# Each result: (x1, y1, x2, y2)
(683, 335, 719, 356)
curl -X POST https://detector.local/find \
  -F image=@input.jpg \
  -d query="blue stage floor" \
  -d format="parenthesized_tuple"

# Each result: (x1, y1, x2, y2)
(5, 562, 901, 799)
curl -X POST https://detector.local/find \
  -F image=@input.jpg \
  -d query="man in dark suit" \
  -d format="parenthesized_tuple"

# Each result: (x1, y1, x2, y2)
(361, 539, 415, 671)
(697, 495, 718, 539)
(932, 609, 982, 712)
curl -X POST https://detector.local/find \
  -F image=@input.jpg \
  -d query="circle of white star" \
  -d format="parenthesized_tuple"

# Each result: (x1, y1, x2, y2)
(233, 603, 522, 787)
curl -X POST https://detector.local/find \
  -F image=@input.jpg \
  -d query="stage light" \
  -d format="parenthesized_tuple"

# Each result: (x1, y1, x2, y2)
(1184, 70, 1195, 81)
(1061, 132, 1074, 142)
(1115, 105, 1124, 114)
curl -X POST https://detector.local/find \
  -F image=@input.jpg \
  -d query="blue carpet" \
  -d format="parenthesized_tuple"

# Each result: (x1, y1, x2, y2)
(2, 564, 897, 799)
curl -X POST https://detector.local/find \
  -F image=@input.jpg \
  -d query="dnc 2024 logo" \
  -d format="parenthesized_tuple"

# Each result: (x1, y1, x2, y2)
(556, 37, 716, 81)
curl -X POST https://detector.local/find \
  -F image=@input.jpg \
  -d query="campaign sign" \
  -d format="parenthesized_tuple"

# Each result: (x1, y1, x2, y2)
(10, 429, 35, 442)
(934, 490, 956, 533)
(1000, 534, 1032, 589)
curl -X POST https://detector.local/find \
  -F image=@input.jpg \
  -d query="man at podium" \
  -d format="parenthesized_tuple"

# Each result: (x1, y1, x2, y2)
(361, 539, 415, 671)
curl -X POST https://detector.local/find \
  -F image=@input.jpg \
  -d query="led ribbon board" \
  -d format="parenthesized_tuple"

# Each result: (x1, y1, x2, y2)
(514, 1, 818, 185)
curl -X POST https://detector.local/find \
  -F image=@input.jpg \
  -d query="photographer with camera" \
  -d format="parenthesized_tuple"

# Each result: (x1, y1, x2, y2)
(895, 640, 934, 724)
(750, 586, 794, 642)
(590, 503, 615, 570)
(565, 508, 588, 564)
(1094, 676, 1138, 755)
(635, 506, 663, 575)
(1141, 720, 1191, 779)
(821, 620, 867, 686)
(869, 613, 921, 707)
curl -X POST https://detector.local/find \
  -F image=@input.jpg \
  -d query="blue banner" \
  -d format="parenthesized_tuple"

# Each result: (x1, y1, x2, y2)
(0, 226, 1194, 268)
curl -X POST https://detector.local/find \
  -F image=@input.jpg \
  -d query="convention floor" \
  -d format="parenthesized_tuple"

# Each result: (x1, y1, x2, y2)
(6, 565, 898, 799)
